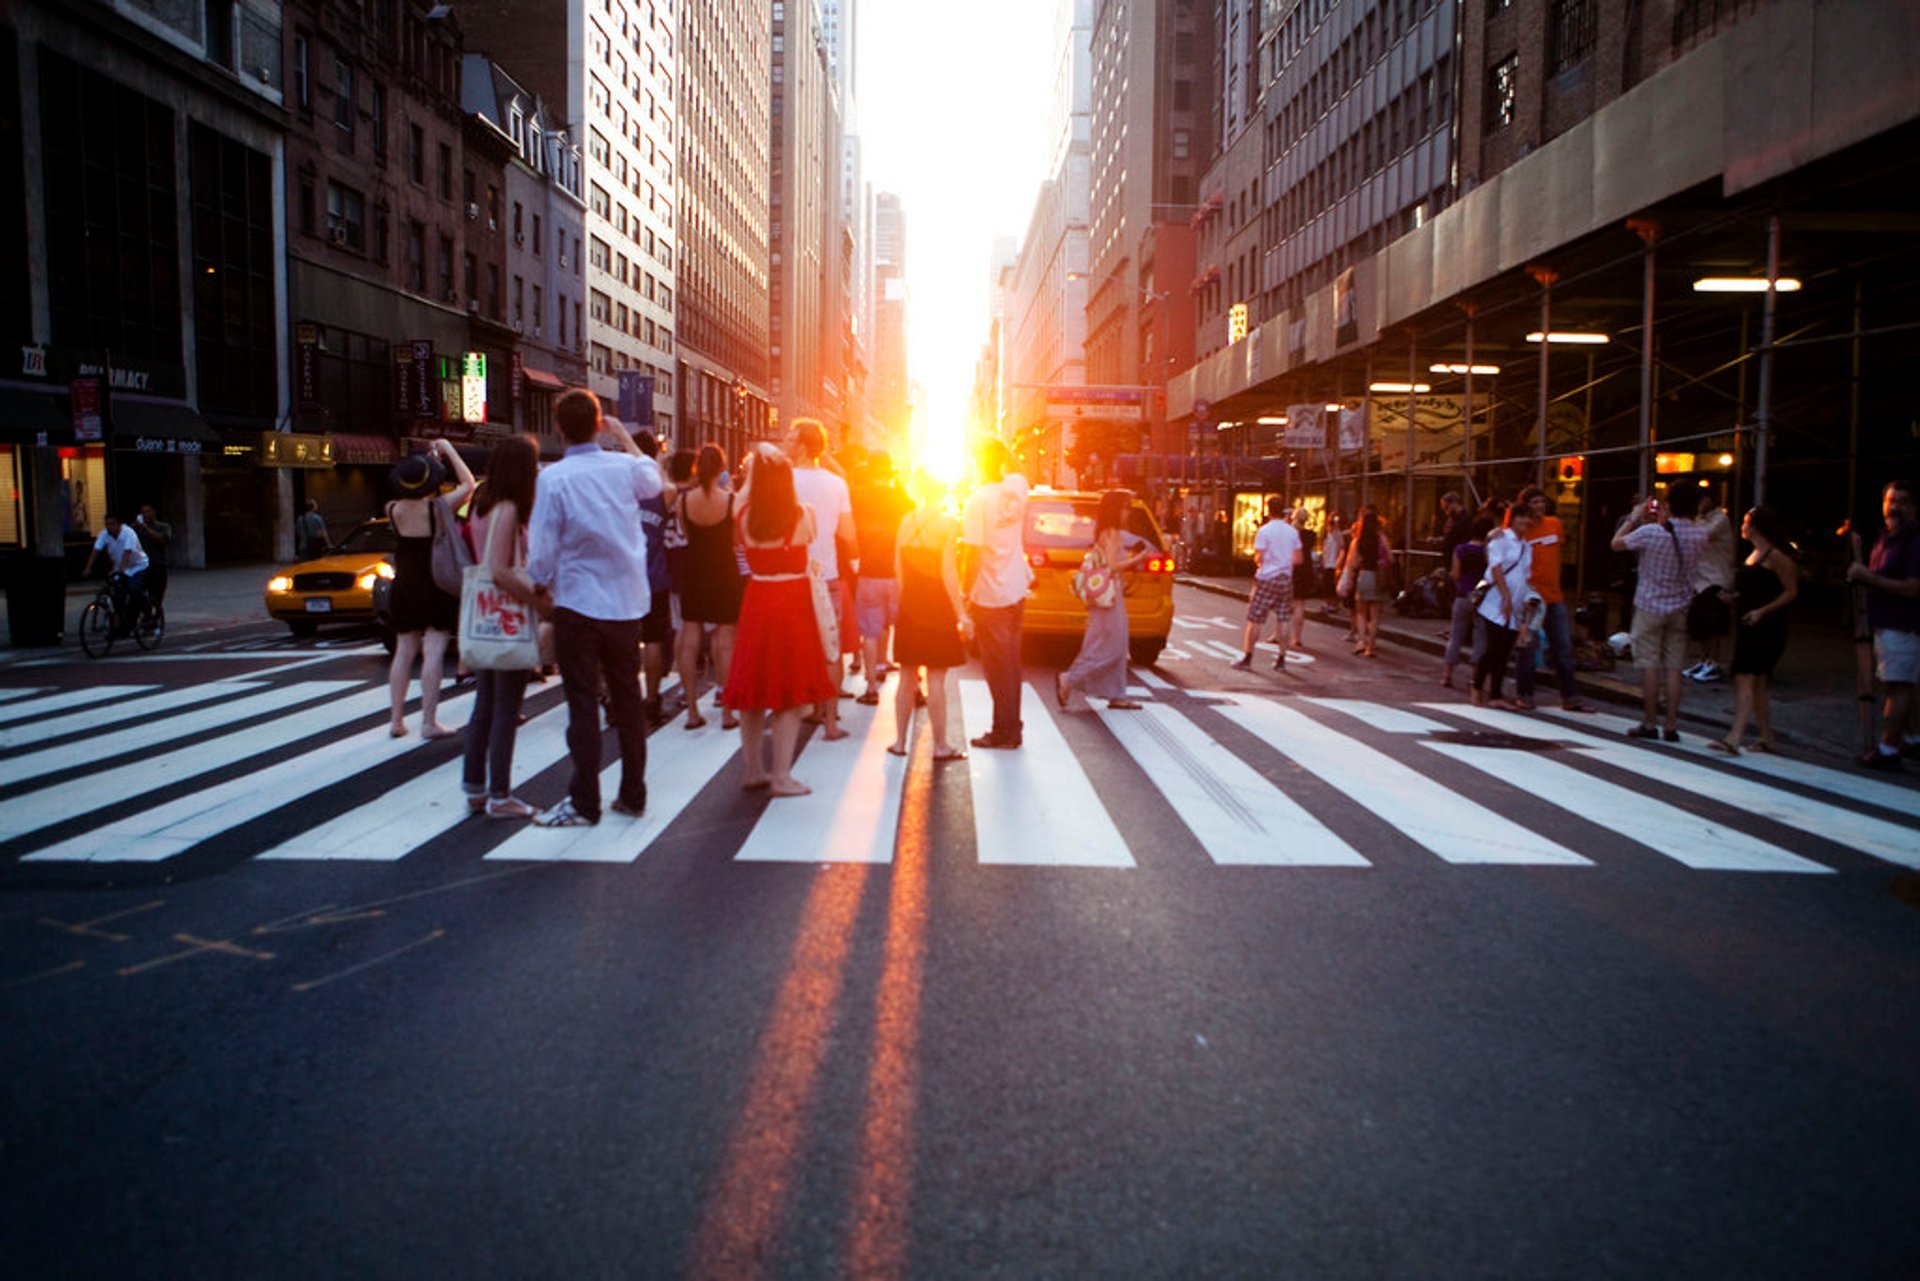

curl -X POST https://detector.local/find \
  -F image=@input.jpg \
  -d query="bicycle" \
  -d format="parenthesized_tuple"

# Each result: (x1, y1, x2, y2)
(78, 573, 165, 658)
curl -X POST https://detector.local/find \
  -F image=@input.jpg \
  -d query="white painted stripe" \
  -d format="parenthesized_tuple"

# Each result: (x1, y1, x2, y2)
(0, 687, 49, 704)
(58, 649, 387, 662)
(258, 702, 574, 860)
(484, 714, 742, 863)
(0, 681, 265, 750)
(1133, 667, 1175, 690)
(1095, 702, 1368, 866)
(3, 684, 394, 846)
(1159, 644, 1191, 662)
(1431, 703, 1920, 871)
(0, 681, 361, 788)
(1217, 699, 1591, 866)
(1196, 638, 1247, 661)
(959, 679, 1133, 866)
(22, 696, 468, 862)
(1171, 617, 1215, 630)
(0, 685, 154, 726)
(1539, 705, 1920, 822)
(1422, 741, 1831, 873)
(734, 681, 908, 863)
(1306, 698, 1450, 735)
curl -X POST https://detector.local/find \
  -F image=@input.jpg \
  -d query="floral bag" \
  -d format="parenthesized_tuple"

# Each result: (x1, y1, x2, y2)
(1071, 545, 1119, 609)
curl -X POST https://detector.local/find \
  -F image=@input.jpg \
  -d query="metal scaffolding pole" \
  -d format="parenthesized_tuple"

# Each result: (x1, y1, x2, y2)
(1528, 265, 1558, 490)
(1629, 220, 1659, 498)
(1460, 302, 1476, 506)
(1405, 334, 1418, 554)
(1754, 214, 1781, 508)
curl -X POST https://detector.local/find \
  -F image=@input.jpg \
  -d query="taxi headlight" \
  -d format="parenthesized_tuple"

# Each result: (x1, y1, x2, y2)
(268, 575, 293, 594)
(374, 561, 395, 580)
(355, 568, 387, 591)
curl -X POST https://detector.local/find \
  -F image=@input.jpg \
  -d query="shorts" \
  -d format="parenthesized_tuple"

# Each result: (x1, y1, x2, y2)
(1246, 574, 1293, 626)
(855, 576, 900, 639)
(1629, 607, 1688, 671)
(640, 597, 672, 646)
(1875, 627, 1920, 685)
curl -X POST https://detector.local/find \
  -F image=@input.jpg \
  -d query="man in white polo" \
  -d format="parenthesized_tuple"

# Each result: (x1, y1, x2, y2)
(960, 438, 1033, 749)
(1231, 496, 1302, 672)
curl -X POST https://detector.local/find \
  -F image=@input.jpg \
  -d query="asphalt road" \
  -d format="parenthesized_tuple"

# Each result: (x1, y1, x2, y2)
(3, 585, 1918, 1279)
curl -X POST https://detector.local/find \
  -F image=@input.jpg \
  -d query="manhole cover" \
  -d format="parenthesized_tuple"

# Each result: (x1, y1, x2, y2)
(1427, 730, 1569, 750)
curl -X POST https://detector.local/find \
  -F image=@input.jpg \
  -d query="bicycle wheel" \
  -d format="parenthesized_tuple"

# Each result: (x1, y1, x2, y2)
(78, 599, 115, 658)
(133, 602, 164, 650)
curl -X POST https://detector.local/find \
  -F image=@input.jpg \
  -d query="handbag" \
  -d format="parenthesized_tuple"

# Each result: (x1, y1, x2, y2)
(458, 564, 539, 670)
(805, 560, 839, 666)
(429, 497, 474, 595)
(1071, 545, 1118, 609)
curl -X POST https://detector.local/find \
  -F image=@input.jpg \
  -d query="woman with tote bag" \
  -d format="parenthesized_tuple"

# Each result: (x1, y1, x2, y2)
(459, 436, 543, 819)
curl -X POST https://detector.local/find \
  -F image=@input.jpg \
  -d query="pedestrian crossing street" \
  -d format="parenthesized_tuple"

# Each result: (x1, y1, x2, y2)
(2, 668, 1917, 877)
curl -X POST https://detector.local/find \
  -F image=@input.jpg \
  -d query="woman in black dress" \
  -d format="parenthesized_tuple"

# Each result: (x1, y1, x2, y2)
(385, 438, 474, 738)
(887, 478, 971, 761)
(675, 443, 744, 730)
(1714, 506, 1798, 755)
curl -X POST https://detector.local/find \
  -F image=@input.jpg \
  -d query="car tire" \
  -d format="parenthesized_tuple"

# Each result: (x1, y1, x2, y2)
(1128, 637, 1166, 667)
(379, 627, 397, 655)
(287, 619, 320, 638)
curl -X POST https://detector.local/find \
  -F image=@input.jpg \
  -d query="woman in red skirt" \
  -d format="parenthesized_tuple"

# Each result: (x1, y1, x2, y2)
(724, 447, 838, 796)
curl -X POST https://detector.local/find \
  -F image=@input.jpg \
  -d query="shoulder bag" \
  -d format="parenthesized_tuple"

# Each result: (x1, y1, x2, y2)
(429, 497, 474, 595)
(1071, 543, 1119, 609)
(459, 563, 539, 670)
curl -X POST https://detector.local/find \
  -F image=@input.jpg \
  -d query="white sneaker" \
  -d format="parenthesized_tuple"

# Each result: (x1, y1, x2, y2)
(533, 797, 597, 827)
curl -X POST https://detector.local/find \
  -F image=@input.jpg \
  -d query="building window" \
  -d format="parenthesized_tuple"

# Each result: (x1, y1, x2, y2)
(407, 220, 426, 291)
(324, 181, 365, 250)
(333, 56, 355, 143)
(464, 252, 476, 303)
(437, 143, 453, 199)
(1486, 53, 1518, 130)
(370, 82, 386, 159)
(438, 234, 454, 299)
(409, 123, 424, 184)
(532, 213, 542, 255)
(293, 31, 310, 109)
(1549, 0, 1597, 76)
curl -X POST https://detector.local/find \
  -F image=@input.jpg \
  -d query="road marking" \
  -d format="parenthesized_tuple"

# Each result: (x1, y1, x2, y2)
(1159, 644, 1191, 661)
(959, 679, 1133, 866)
(1133, 667, 1175, 690)
(117, 933, 276, 977)
(0, 685, 154, 726)
(289, 928, 446, 993)
(1, 683, 380, 842)
(0, 686, 49, 704)
(736, 682, 908, 863)
(0, 680, 266, 750)
(1306, 699, 1451, 735)
(37, 900, 166, 942)
(1423, 741, 1831, 873)
(484, 715, 741, 863)
(1093, 702, 1368, 866)
(1433, 704, 1920, 871)
(1193, 638, 1246, 661)
(1218, 698, 1591, 865)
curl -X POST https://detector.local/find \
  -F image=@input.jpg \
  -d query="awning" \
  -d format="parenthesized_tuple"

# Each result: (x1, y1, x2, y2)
(1114, 453, 1286, 485)
(111, 399, 220, 454)
(521, 365, 566, 391)
(330, 432, 400, 465)
(0, 386, 74, 445)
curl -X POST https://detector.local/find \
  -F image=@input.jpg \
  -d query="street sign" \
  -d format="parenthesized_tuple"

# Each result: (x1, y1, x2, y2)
(1043, 386, 1145, 422)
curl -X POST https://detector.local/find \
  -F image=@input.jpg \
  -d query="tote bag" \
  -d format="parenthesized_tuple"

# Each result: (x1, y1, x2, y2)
(805, 560, 839, 668)
(459, 564, 539, 670)
(1071, 545, 1118, 609)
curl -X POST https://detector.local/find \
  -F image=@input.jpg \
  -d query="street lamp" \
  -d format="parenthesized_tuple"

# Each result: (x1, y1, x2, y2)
(1066, 270, 1169, 303)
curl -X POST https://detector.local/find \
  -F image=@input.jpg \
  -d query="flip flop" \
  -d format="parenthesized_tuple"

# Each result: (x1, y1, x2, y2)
(1106, 699, 1143, 710)
(1055, 674, 1070, 709)
(886, 744, 907, 757)
(1708, 739, 1740, 755)
(932, 748, 967, 762)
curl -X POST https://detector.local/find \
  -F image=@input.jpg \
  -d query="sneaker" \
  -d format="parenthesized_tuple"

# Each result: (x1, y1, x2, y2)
(1860, 750, 1903, 773)
(1228, 655, 1253, 671)
(1688, 662, 1724, 683)
(1680, 661, 1704, 680)
(1271, 654, 1286, 671)
(1626, 724, 1659, 740)
(533, 798, 598, 827)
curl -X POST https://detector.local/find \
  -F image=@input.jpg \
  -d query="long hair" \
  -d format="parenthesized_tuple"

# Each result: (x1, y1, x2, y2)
(696, 443, 726, 492)
(475, 435, 538, 520)
(1745, 506, 1794, 555)
(1356, 507, 1382, 568)
(746, 447, 798, 543)
(1094, 489, 1131, 538)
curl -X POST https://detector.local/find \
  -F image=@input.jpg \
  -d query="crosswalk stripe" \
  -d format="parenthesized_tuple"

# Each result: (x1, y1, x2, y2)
(484, 711, 742, 863)
(1538, 705, 1920, 821)
(257, 700, 576, 860)
(1217, 698, 1592, 865)
(1421, 740, 1831, 873)
(735, 683, 909, 864)
(1432, 704, 1920, 871)
(1305, 698, 1450, 735)
(1133, 667, 1175, 691)
(0, 681, 361, 789)
(1093, 702, 1368, 866)
(0, 680, 266, 751)
(0, 686, 49, 705)
(1195, 638, 1245, 661)
(959, 678, 1133, 866)
(3, 684, 395, 848)
(22, 695, 468, 863)
(0, 685, 155, 726)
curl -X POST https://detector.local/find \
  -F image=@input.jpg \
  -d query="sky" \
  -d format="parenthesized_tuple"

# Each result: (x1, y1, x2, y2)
(857, 0, 1062, 470)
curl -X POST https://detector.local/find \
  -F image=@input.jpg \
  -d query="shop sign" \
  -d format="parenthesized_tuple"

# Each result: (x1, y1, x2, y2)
(412, 341, 436, 416)
(22, 345, 47, 377)
(460, 352, 488, 424)
(1227, 303, 1249, 345)
(510, 351, 523, 403)
(391, 343, 414, 416)
(296, 324, 321, 407)
(258, 431, 335, 469)
(71, 377, 103, 442)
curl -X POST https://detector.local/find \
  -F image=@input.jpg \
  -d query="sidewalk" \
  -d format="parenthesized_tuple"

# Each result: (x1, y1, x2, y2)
(2, 562, 282, 655)
(1180, 574, 1874, 767)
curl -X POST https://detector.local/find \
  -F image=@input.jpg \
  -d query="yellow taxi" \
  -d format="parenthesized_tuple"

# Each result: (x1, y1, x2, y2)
(264, 519, 397, 637)
(1020, 488, 1177, 665)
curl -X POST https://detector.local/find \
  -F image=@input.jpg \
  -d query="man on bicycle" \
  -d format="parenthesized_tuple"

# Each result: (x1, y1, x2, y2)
(83, 514, 152, 633)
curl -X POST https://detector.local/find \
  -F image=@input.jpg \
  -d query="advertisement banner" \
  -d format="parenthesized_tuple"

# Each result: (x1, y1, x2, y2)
(392, 344, 414, 416)
(296, 324, 320, 407)
(412, 341, 435, 417)
(618, 371, 655, 427)
(1283, 403, 1326, 450)
(71, 377, 103, 442)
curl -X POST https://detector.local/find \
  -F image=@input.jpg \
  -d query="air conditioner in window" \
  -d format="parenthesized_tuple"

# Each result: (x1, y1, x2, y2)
(445, 290, 459, 303)
(466, 202, 479, 220)
(533, 327, 542, 338)
(326, 224, 348, 247)
(467, 299, 480, 313)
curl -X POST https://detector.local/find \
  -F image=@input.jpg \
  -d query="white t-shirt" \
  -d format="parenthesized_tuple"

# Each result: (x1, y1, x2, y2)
(94, 525, 149, 576)
(961, 473, 1034, 608)
(1476, 527, 1536, 629)
(792, 463, 852, 579)
(1252, 519, 1301, 581)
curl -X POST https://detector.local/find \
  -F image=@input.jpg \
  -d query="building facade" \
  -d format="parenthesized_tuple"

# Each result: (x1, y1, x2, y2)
(868, 190, 909, 451)
(769, 0, 842, 436)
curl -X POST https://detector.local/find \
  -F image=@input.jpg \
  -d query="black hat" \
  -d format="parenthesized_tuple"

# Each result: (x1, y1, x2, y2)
(389, 452, 446, 498)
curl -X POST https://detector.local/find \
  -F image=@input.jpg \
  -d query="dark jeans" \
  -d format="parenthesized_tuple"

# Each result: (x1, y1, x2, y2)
(974, 600, 1024, 740)
(109, 570, 151, 627)
(1474, 619, 1521, 701)
(1515, 599, 1576, 701)
(1443, 594, 1481, 668)
(463, 668, 531, 799)
(554, 608, 647, 818)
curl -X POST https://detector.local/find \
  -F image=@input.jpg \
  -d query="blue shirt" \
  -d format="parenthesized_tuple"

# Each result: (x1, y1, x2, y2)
(526, 444, 664, 622)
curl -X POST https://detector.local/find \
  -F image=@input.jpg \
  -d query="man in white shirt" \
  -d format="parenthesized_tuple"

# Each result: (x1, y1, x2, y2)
(526, 390, 664, 826)
(790, 418, 856, 740)
(83, 513, 152, 628)
(960, 438, 1033, 749)
(1230, 496, 1303, 672)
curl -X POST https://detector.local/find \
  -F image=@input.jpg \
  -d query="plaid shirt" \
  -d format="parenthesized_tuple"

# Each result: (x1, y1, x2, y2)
(1624, 518, 1706, 614)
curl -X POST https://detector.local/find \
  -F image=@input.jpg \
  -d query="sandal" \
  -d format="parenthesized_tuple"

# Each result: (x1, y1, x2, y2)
(1107, 699, 1143, 710)
(684, 714, 708, 730)
(1708, 739, 1740, 756)
(1753, 739, 1777, 753)
(885, 744, 907, 757)
(932, 747, 967, 762)
(856, 689, 881, 705)
(1055, 674, 1070, 710)
(1510, 698, 1535, 711)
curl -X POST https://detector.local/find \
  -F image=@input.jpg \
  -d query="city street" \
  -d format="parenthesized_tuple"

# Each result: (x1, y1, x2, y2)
(4, 583, 1919, 1278)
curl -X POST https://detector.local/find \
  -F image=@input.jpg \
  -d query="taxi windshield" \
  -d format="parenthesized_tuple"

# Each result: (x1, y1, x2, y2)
(334, 522, 399, 555)
(1025, 499, 1162, 550)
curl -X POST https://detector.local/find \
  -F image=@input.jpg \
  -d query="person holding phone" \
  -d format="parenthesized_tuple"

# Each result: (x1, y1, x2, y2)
(1611, 488, 1708, 742)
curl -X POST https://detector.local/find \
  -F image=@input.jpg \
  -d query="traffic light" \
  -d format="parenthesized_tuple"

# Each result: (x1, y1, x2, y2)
(1558, 455, 1585, 483)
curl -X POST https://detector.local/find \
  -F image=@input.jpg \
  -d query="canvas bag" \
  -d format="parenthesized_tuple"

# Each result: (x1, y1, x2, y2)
(429, 497, 474, 595)
(1071, 544, 1118, 609)
(805, 560, 839, 666)
(458, 564, 539, 670)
